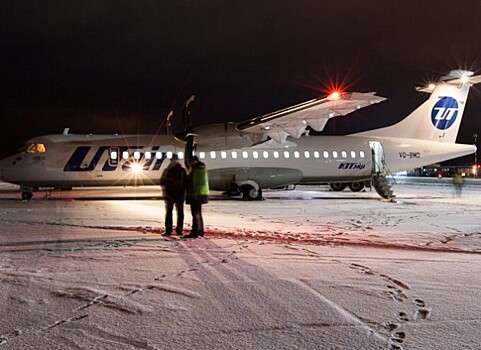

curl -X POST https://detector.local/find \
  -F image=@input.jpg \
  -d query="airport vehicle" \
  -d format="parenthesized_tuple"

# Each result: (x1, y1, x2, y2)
(0, 70, 478, 200)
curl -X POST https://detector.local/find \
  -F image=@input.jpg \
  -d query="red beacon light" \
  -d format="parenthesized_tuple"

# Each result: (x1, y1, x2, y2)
(327, 91, 342, 100)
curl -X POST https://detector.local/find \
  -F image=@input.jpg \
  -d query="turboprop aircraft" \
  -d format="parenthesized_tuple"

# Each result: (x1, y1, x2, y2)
(0, 69, 478, 200)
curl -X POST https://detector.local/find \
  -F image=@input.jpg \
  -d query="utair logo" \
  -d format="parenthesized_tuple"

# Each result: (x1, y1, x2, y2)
(431, 97, 458, 130)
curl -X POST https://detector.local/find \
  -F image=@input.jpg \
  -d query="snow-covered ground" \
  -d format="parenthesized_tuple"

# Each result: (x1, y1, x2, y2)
(0, 181, 480, 349)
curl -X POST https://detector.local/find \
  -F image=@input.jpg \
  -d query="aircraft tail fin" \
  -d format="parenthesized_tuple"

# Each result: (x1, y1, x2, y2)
(354, 70, 481, 143)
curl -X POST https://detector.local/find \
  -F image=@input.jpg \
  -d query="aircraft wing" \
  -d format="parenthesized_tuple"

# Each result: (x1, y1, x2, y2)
(236, 92, 386, 143)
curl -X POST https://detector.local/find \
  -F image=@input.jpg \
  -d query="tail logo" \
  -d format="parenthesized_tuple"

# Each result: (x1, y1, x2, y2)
(431, 97, 458, 130)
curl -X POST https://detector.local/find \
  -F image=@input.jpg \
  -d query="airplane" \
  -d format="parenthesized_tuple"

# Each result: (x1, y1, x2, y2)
(0, 69, 479, 201)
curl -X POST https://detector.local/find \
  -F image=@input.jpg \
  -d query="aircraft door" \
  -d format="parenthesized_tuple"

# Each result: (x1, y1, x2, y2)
(369, 141, 384, 174)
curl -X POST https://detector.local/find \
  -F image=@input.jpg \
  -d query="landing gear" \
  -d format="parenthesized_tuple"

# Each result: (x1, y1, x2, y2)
(241, 185, 263, 201)
(331, 182, 366, 192)
(21, 191, 33, 201)
(330, 183, 347, 192)
(348, 181, 365, 192)
(20, 186, 34, 201)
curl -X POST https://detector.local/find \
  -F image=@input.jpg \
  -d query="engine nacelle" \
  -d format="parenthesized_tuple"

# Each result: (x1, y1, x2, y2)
(191, 123, 266, 151)
(208, 167, 303, 195)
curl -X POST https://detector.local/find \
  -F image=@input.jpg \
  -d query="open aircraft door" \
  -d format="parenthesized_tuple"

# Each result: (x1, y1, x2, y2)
(369, 141, 394, 199)
(369, 141, 385, 174)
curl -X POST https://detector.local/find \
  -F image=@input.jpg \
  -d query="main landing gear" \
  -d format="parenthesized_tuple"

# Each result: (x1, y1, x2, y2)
(241, 185, 263, 201)
(330, 181, 365, 193)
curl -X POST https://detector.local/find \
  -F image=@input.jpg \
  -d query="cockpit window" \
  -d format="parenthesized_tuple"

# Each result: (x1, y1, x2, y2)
(36, 144, 46, 153)
(26, 143, 46, 153)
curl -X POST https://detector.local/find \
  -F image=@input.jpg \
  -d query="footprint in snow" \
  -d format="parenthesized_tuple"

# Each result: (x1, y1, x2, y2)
(391, 331, 406, 343)
(414, 308, 430, 321)
(413, 298, 426, 307)
(398, 312, 409, 322)
(383, 323, 399, 332)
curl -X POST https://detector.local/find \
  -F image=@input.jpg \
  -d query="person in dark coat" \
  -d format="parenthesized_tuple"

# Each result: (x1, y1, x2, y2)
(184, 155, 210, 238)
(160, 153, 186, 236)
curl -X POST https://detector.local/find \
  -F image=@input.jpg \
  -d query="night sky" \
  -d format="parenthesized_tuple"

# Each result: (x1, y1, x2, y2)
(1, 1, 481, 164)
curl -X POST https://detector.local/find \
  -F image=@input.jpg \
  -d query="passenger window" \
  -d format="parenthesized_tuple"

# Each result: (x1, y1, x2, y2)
(323, 151, 329, 158)
(231, 151, 238, 159)
(332, 151, 338, 158)
(221, 151, 227, 159)
(199, 152, 206, 159)
(273, 151, 279, 158)
(145, 151, 152, 160)
(210, 151, 216, 159)
(166, 151, 173, 159)
(155, 152, 162, 159)
(122, 151, 129, 160)
(360, 151, 365, 158)
(304, 151, 310, 159)
(313, 151, 320, 158)
(341, 151, 347, 158)
(134, 151, 141, 160)
(263, 151, 269, 159)
(283, 151, 290, 159)
(26, 144, 36, 153)
(294, 151, 300, 159)
(253, 151, 259, 159)
(350, 151, 356, 158)
(178, 151, 184, 159)
(242, 151, 248, 159)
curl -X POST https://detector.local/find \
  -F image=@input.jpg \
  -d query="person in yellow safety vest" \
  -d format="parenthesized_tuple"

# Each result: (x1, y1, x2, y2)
(184, 155, 210, 238)
(452, 171, 464, 198)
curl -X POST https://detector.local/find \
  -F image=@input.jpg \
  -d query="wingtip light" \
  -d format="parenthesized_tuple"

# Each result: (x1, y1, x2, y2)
(327, 91, 341, 100)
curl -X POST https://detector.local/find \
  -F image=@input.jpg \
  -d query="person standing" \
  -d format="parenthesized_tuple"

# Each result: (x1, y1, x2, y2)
(452, 171, 464, 198)
(184, 155, 209, 238)
(160, 153, 186, 236)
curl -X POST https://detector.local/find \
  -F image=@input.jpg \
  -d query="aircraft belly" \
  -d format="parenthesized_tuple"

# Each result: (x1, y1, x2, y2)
(299, 175, 371, 184)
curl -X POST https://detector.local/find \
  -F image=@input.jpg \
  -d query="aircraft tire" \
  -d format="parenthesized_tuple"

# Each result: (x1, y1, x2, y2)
(348, 182, 364, 192)
(21, 192, 33, 201)
(330, 183, 347, 192)
(242, 186, 263, 201)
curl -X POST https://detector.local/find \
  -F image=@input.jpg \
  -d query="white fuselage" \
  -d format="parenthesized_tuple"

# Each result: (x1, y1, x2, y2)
(0, 133, 475, 191)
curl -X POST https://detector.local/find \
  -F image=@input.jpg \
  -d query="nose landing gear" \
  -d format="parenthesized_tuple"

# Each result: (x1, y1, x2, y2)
(20, 186, 34, 201)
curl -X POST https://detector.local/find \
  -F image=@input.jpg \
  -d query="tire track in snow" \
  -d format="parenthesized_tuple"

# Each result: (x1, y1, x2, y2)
(292, 278, 388, 345)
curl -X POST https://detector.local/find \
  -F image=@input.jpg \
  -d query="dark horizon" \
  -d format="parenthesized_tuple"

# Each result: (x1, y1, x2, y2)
(1, 1, 480, 164)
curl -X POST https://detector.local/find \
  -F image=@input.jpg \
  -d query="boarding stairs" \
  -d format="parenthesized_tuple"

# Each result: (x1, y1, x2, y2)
(371, 160, 396, 201)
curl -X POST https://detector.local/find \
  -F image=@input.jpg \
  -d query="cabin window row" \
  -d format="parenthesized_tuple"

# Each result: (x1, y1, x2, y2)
(110, 150, 184, 161)
(109, 149, 366, 161)
(196, 150, 366, 160)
